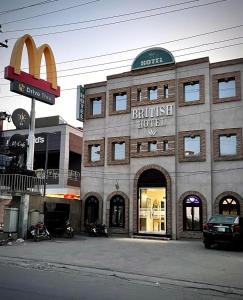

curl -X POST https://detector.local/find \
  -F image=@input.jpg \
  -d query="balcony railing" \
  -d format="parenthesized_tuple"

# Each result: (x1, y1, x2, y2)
(0, 174, 44, 195)
(35, 169, 81, 185)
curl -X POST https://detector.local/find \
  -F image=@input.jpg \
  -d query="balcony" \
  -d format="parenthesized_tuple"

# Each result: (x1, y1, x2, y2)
(0, 173, 44, 195)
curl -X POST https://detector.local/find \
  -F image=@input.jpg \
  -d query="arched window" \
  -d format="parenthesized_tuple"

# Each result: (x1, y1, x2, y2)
(219, 197, 240, 216)
(85, 196, 99, 224)
(183, 195, 202, 231)
(110, 195, 125, 228)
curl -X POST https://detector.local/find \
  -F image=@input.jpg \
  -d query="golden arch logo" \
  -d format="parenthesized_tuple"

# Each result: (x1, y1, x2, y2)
(5, 34, 60, 104)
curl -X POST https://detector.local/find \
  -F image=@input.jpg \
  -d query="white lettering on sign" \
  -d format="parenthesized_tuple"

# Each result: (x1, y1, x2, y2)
(132, 104, 173, 134)
(140, 57, 164, 67)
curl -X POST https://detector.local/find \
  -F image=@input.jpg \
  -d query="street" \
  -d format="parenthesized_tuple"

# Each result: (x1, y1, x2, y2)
(0, 236, 242, 299)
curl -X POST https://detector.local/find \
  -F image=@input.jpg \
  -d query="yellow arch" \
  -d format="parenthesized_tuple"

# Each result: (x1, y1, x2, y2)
(36, 44, 57, 89)
(9, 34, 58, 89)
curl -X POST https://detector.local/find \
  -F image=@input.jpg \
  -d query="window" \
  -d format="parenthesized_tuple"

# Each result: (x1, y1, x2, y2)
(184, 81, 200, 102)
(219, 135, 237, 156)
(85, 197, 99, 224)
(184, 136, 200, 157)
(218, 78, 236, 99)
(148, 86, 158, 101)
(219, 197, 240, 216)
(164, 84, 169, 99)
(89, 145, 100, 162)
(114, 93, 127, 111)
(137, 89, 142, 102)
(91, 97, 102, 116)
(113, 142, 125, 160)
(137, 142, 142, 153)
(148, 141, 157, 152)
(163, 141, 169, 151)
(110, 196, 125, 227)
(183, 196, 202, 231)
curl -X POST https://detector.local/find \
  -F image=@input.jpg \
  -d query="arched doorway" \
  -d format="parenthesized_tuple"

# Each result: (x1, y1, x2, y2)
(109, 195, 125, 228)
(84, 196, 99, 224)
(137, 168, 167, 234)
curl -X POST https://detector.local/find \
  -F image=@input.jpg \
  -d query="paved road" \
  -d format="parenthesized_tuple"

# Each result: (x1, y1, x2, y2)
(0, 236, 242, 299)
(0, 263, 241, 300)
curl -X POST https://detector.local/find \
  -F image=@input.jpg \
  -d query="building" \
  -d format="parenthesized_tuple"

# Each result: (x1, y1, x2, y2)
(80, 48, 243, 239)
(1, 115, 82, 233)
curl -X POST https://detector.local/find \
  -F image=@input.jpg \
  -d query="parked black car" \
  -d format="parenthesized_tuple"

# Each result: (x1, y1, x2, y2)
(203, 215, 243, 249)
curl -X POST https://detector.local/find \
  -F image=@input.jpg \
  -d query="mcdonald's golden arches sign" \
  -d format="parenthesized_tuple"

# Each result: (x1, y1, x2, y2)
(4, 34, 60, 105)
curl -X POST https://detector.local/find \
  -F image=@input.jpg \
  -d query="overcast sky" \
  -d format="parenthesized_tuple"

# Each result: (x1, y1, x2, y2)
(0, 0, 242, 130)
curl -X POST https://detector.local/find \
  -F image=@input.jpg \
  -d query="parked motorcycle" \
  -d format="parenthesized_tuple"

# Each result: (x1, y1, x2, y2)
(30, 222, 51, 241)
(85, 223, 108, 237)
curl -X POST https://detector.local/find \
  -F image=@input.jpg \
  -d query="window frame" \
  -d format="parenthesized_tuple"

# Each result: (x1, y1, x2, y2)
(109, 195, 125, 228)
(114, 92, 127, 112)
(90, 97, 102, 116)
(113, 142, 126, 161)
(183, 195, 202, 231)
(183, 81, 200, 102)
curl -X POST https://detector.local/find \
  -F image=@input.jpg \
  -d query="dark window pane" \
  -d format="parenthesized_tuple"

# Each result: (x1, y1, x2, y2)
(110, 196, 125, 227)
(164, 85, 169, 98)
(184, 82, 200, 102)
(219, 79, 236, 98)
(184, 196, 202, 231)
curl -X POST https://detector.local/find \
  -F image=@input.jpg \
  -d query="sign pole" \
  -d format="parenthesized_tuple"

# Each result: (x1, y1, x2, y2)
(19, 98, 36, 238)
(26, 98, 36, 170)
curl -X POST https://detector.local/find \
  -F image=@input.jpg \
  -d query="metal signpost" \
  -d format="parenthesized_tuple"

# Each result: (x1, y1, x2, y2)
(4, 34, 60, 238)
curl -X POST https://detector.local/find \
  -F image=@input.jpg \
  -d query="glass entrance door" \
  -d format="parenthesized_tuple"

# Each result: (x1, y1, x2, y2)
(139, 188, 166, 234)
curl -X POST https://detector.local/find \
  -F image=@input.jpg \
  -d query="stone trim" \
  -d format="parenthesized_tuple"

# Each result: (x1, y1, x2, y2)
(109, 87, 131, 116)
(107, 136, 130, 165)
(214, 191, 243, 217)
(131, 80, 175, 107)
(178, 75, 205, 107)
(85, 92, 106, 120)
(177, 191, 207, 239)
(212, 71, 241, 104)
(133, 164, 172, 236)
(131, 136, 175, 158)
(106, 191, 129, 234)
(83, 138, 105, 167)
(81, 192, 103, 229)
(178, 130, 206, 162)
(213, 128, 243, 161)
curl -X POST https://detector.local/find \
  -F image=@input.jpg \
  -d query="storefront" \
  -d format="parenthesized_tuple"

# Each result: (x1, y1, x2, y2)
(79, 48, 243, 239)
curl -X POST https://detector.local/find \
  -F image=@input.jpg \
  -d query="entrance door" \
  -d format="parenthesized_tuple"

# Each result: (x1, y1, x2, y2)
(139, 188, 166, 234)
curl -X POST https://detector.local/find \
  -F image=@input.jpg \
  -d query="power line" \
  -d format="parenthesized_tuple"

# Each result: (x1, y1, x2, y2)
(0, 37, 242, 84)
(6, 0, 230, 40)
(0, 0, 61, 15)
(1, 0, 102, 26)
(4, 0, 200, 33)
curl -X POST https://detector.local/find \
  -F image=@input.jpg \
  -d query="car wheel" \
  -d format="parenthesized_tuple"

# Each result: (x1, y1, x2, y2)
(204, 241, 211, 249)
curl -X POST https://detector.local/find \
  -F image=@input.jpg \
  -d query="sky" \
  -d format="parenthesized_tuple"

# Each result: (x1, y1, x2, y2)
(0, 0, 243, 130)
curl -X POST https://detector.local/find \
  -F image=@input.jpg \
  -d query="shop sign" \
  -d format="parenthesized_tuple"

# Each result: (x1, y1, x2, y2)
(131, 48, 175, 71)
(76, 85, 85, 122)
(131, 104, 174, 136)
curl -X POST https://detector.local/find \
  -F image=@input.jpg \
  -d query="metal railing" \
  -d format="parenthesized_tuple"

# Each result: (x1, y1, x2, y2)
(0, 173, 44, 195)
(35, 169, 81, 184)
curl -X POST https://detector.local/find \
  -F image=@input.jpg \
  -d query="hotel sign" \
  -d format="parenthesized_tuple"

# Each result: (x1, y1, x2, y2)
(131, 48, 175, 71)
(132, 104, 174, 136)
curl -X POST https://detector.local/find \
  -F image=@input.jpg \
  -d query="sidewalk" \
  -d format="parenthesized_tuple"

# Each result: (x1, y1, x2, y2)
(0, 235, 242, 291)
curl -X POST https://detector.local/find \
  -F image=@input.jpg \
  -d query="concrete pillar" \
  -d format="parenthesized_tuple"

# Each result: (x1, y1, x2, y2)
(18, 194, 30, 239)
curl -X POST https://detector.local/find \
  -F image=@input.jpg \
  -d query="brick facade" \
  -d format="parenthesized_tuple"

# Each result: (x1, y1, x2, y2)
(212, 71, 241, 104)
(178, 75, 205, 107)
(131, 79, 175, 107)
(178, 130, 206, 162)
(213, 128, 243, 161)
(85, 92, 106, 119)
(83, 139, 105, 167)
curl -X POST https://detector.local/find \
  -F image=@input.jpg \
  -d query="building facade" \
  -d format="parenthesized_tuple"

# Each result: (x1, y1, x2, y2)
(1, 116, 82, 232)
(80, 48, 243, 239)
